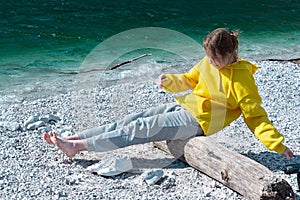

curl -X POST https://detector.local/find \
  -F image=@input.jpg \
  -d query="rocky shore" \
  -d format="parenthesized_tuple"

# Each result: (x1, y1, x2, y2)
(0, 61, 299, 199)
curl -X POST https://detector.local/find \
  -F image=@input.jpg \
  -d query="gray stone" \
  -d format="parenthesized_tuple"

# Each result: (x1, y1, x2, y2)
(47, 114, 61, 123)
(39, 116, 50, 123)
(141, 169, 164, 186)
(27, 121, 45, 130)
(24, 115, 39, 127)
(61, 131, 73, 137)
(3, 121, 21, 131)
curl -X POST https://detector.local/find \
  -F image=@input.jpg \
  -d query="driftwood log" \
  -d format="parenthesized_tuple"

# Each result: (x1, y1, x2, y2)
(109, 53, 152, 70)
(153, 137, 295, 200)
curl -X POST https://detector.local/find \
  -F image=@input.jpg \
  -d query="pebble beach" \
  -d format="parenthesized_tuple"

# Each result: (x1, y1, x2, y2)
(0, 60, 299, 199)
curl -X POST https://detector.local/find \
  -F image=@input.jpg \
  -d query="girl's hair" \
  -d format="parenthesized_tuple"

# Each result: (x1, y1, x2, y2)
(203, 28, 239, 58)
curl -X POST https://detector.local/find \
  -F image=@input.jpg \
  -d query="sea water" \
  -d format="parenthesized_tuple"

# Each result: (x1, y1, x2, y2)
(0, 0, 299, 104)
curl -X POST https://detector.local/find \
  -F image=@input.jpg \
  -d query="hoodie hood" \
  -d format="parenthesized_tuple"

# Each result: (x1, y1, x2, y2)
(223, 58, 258, 73)
(221, 59, 259, 98)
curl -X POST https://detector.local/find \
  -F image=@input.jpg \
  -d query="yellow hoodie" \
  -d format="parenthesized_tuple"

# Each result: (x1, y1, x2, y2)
(162, 56, 286, 154)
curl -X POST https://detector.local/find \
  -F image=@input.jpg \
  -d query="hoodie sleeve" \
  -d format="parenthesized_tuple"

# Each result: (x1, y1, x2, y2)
(162, 63, 200, 93)
(234, 70, 286, 154)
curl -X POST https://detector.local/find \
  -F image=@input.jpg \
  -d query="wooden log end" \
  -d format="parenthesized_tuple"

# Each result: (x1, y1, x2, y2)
(261, 177, 295, 200)
(153, 140, 187, 162)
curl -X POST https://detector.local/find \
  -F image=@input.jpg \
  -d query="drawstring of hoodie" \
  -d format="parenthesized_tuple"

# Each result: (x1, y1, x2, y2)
(227, 67, 233, 98)
(218, 71, 224, 93)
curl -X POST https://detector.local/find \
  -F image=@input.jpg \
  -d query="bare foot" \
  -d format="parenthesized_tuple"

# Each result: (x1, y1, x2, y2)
(49, 132, 78, 158)
(43, 132, 54, 145)
(43, 132, 80, 145)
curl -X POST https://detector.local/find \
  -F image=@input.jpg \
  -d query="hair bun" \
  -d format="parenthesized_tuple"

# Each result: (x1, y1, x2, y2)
(230, 31, 239, 38)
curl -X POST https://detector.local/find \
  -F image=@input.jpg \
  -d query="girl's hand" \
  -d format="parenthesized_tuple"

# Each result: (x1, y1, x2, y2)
(281, 147, 294, 160)
(157, 74, 167, 88)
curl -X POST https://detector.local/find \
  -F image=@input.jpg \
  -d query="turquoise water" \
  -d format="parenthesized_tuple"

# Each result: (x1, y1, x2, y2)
(0, 0, 299, 102)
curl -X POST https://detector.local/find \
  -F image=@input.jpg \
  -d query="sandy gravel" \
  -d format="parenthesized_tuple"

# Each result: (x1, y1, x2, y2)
(0, 61, 299, 199)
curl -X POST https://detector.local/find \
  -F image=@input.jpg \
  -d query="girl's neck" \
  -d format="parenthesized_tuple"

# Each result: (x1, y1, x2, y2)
(229, 55, 238, 64)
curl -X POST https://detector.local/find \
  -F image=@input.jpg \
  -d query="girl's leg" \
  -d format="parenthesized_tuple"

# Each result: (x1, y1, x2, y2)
(44, 103, 180, 147)
(77, 122, 118, 139)
(117, 102, 179, 127)
(85, 106, 203, 152)
(77, 102, 179, 139)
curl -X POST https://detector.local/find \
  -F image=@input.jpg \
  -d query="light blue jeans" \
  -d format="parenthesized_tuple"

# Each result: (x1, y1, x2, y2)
(77, 102, 204, 152)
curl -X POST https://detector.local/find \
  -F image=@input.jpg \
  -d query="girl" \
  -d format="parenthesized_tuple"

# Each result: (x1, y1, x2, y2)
(44, 28, 293, 160)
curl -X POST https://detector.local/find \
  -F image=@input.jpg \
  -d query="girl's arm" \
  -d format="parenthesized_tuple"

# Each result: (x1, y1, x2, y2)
(239, 93, 287, 154)
(158, 64, 200, 93)
(234, 70, 293, 158)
